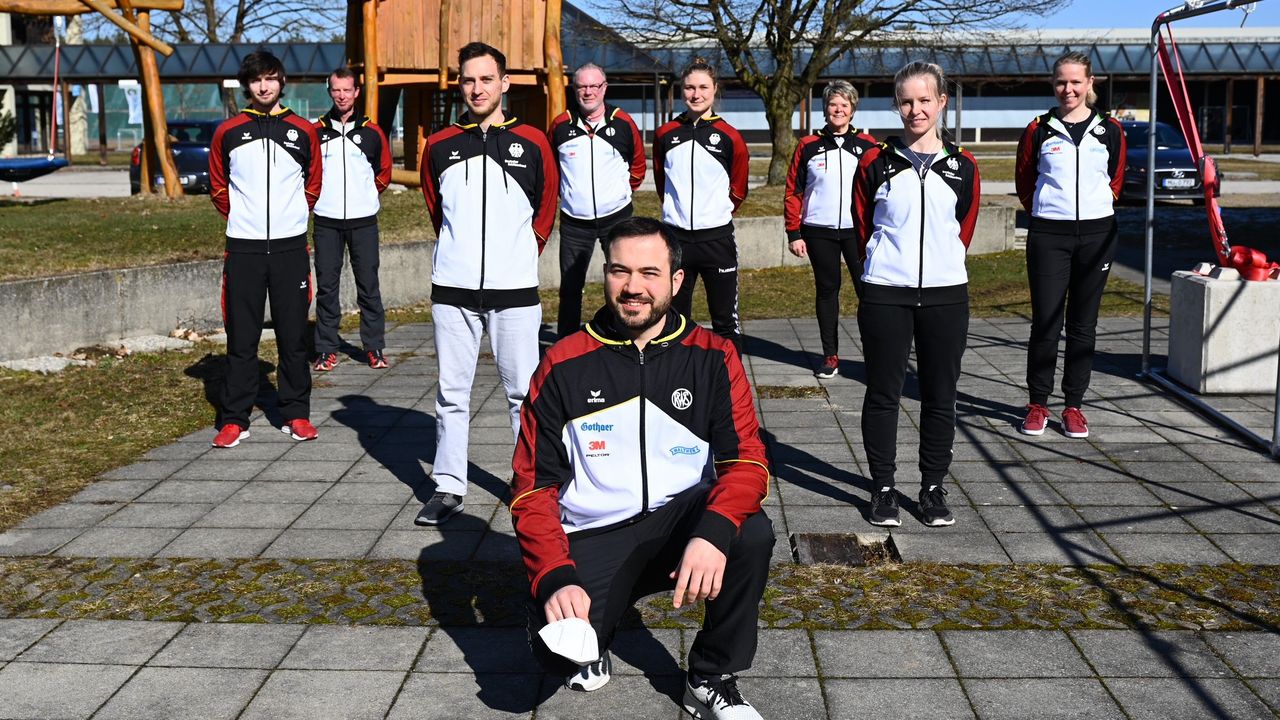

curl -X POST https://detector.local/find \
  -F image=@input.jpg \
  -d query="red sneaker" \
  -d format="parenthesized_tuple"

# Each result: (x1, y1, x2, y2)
(212, 424, 249, 448)
(1020, 403, 1050, 436)
(815, 355, 839, 379)
(313, 353, 338, 372)
(282, 419, 318, 441)
(1061, 407, 1090, 438)
(366, 350, 389, 369)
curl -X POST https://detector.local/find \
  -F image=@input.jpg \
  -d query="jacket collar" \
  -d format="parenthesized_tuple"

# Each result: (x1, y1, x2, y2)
(454, 113, 520, 135)
(677, 111, 721, 126)
(881, 135, 963, 164)
(323, 106, 367, 127)
(242, 106, 293, 118)
(569, 103, 618, 130)
(586, 307, 689, 351)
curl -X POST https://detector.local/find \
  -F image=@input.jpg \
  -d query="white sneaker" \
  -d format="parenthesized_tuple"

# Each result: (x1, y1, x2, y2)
(683, 673, 763, 719)
(565, 650, 611, 692)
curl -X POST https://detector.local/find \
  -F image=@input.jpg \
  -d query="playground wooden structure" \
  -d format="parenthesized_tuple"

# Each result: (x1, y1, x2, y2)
(0, 0, 184, 197)
(345, 0, 567, 186)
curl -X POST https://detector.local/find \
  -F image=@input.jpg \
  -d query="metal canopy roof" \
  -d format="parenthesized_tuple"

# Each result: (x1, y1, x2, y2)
(0, 42, 347, 83)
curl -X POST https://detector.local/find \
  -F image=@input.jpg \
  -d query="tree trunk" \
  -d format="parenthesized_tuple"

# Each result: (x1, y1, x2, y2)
(763, 89, 799, 186)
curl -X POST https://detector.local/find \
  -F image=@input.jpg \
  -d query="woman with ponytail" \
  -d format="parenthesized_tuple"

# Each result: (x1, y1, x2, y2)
(853, 61, 980, 529)
(1014, 51, 1126, 439)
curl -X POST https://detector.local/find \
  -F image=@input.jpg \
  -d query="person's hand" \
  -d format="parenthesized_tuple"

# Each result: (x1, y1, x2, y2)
(669, 537, 727, 608)
(788, 239, 807, 258)
(545, 585, 591, 623)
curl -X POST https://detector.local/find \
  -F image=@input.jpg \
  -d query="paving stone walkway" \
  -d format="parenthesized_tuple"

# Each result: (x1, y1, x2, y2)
(1, 316, 1278, 719)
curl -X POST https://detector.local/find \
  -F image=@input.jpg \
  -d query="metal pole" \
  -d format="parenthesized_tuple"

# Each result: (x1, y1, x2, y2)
(1274, 346, 1280, 457)
(1144, 19, 1161, 377)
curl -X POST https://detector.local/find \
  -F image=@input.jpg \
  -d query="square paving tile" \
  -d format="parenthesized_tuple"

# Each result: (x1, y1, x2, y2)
(963, 678, 1124, 720)
(386, 672, 538, 719)
(997, 531, 1121, 565)
(1142, 481, 1258, 507)
(943, 630, 1090, 678)
(227, 481, 333, 504)
(238, 669, 405, 720)
(956, 481, 1065, 507)
(737, 677, 828, 720)
(814, 630, 952, 678)
(101, 460, 189, 480)
(738, 629, 817, 678)
(255, 460, 359, 482)
(170, 460, 270, 481)
(134, 480, 246, 504)
(0, 619, 60, 662)
(1075, 506, 1197, 534)
(1203, 632, 1280, 678)
(149, 623, 304, 668)
(1103, 533, 1231, 564)
(262, 529, 382, 559)
(317, 482, 414, 504)
(69, 480, 157, 503)
(1178, 505, 1280, 535)
(415, 628, 539, 674)
(19, 620, 183, 665)
(533, 672, 683, 719)
(977, 505, 1086, 533)
(292, 503, 400, 530)
(16, 502, 122, 529)
(98, 502, 213, 528)
(281, 626, 428, 671)
(193, 502, 311, 529)
(1070, 631, 1231, 678)
(367, 529, 483, 561)
(1105, 677, 1275, 720)
(0, 662, 136, 719)
(156, 528, 282, 558)
(1051, 482, 1162, 507)
(608, 629, 683, 676)
(93, 667, 268, 720)
(825, 678, 973, 720)
(890, 531, 1012, 564)
(55, 527, 183, 558)
(1208, 534, 1280, 564)
(0, 528, 81, 556)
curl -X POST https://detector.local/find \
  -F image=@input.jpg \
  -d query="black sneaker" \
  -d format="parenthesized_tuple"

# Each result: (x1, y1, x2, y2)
(814, 355, 839, 379)
(565, 650, 612, 692)
(868, 486, 901, 527)
(683, 672, 762, 720)
(414, 492, 464, 526)
(918, 485, 955, 527)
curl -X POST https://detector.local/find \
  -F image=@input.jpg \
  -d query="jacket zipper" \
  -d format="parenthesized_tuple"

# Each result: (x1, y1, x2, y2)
(588, 118, 599, 237)
(265, 115, 271, 254)
(836, 140, 845, 232)
(1074, 120, 1082, 236)
(916, 165, 926, 307)
(341, 120, 348, 221)
(479, 128, 488, 303)
(688, 119, 697, 232)
(637, 347, 650, 517)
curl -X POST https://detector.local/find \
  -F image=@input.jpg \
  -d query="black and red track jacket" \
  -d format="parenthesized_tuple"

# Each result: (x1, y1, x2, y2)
(653, 113, 749, 242)
(420, 114, 559, 309)
(209, 107, 322, 253)
(313, 108, 393, 228)
(853, 138, 981, 306)
(1015, 109, 1125, 234)
(784, 126, 877, 241)
(548, 104, 646, 228)
(509, 307, 769, 604)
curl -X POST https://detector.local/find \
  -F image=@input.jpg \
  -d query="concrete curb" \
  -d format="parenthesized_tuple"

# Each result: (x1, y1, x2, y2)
(0, 208, 1014, 361)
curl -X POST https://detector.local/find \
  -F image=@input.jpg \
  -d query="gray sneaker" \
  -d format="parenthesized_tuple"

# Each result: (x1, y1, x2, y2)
(683, 672, 762, 719)
(565, 650, 611, 692)
(414, 492, 464, 526)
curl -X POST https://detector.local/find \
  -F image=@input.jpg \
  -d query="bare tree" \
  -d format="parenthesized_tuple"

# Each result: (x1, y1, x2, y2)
(84, 0, 343, 45)
(599, 0, 1035, 184)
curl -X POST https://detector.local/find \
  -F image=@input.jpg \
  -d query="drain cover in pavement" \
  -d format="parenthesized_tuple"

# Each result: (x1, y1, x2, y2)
(791, 533, 901, 566)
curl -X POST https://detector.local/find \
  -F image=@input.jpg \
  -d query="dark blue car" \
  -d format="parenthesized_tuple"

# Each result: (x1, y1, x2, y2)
(129, 120, 220, 195)
(1120, 120, 1220, 204)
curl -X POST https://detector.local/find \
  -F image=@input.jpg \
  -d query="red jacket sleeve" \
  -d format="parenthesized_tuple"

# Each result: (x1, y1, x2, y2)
(620, 110, 647, 192)
(370, 122, 393, 194)
(420, 139, 443, 236)
(1107, 117, 1127, 200)
(208, 118, 233, 219)
(725, 123, 749, 212)
(959, 149, 982, 249)
(302, 120, 322, 211)
(783, 136, 813, 241)
(526, 126, 559, 252)
(1015, 118, 1040, 213)
(854, 145, 880, 261)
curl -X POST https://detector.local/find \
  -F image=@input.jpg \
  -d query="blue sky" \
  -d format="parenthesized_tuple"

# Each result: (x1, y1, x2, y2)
(1029, 0, 1280, 28)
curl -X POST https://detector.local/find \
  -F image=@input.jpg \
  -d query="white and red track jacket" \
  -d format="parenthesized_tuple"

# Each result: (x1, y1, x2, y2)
(853, 139, 981, 306)
(1015, 109, 1126, 233)
(653, 113, 749, 242)
(548, 104, 646, 227)
(420, 114, 559, 309)
(784, 126, 878, 241)
(209, 107, 321, 252)
(509, 308, 769, 604)
(313, 108, 393, 228)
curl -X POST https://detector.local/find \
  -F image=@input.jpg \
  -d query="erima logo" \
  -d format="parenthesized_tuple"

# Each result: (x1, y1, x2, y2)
(286, 128, 299, 142)
(298, 280, 308, 289)
(671, 388, 693, 410)
(449, 150, 460, 160)
(241, 132, 252, 140)
(508, 143, 525, 158)
(580, 421, 613, 432)
(946, 157, 959, 171)
(1101, 262, 1111, 272)
(587, 390, 606, 404)
(670, 137, 681, 145)
(669, 445, 701, 456)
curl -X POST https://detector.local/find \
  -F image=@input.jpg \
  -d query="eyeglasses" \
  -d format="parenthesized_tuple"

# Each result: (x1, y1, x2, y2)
(575, 82, 606, 93)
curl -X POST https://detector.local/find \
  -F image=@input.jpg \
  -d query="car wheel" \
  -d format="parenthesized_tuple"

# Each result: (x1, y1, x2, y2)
(1192, 197, 1206, 207)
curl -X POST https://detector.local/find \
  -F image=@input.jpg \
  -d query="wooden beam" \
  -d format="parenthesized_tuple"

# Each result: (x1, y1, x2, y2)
(362, 0, 379, 118)
(390, 168, 420, 188)
(437, 0, 450, 91)
(0, 0, 181, 13)
(78, 0, 174, 56)
(1255, 76, 1265, 157)
(136, 11, 182, 197)
(543, 0, 565, 125)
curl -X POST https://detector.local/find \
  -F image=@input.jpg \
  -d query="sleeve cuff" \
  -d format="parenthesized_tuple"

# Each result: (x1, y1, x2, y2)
(692, 510, 738, 555)
(786, 230, 802, 242)
(533, 563, 582, 606)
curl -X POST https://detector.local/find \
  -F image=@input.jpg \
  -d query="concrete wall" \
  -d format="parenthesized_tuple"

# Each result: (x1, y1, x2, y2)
(0, 207, 1014, 361)
(1167, 270, 1280, 394)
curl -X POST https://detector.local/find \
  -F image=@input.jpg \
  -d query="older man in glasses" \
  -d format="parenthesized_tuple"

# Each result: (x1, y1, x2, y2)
(547, 63, 648, 338)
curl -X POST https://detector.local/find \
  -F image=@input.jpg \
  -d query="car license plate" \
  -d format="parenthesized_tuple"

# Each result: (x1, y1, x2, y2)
(1164, 178, 1196, 189)
(180, 176, 193, 186)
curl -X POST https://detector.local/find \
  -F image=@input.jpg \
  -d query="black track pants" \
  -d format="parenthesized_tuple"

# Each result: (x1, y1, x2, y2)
(557, 213, 630, 338)
(672, 234, 742, 352)
(1025, 221, 1117, 408)
(220, 247, 313, 429)
(528, 484, 774, 677)
(313, 223, 386, 354)
(804, 232, 861, 357)
(858, 300, 969, 489)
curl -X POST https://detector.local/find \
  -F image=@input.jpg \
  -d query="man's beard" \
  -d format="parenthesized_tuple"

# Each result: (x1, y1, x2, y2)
(608, 292, 670, 333)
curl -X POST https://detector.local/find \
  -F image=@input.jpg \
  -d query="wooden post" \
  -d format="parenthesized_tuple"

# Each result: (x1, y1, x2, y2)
(362, 0, 378, 118)
(437, 0, 450, 91)
(403, 87, 420, 172)
(137, 11, 182, 197)
(1255, 76, 1265, 157)
(1224, 78, 1234, 155)
(60, 80, 72, 165)
(96, 82, 108, 165)
(544, 0, 565, 126)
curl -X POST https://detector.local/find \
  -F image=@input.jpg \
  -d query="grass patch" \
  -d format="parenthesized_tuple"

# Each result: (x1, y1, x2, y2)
(756, 386, 829, 399)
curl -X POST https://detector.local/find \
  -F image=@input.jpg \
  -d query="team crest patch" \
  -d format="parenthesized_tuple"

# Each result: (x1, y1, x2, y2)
(854, 146, 863, 155)
(353, 134, 362, 144)
(1092, 125, 1106, 136)
(508, 143, 525, 158)
(671, 388, 693, 410)
(286, 128, 298, 142)
(709, 133, 721, 145)
(605, 127, 616, 136)
(946, 156, 959, 171)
